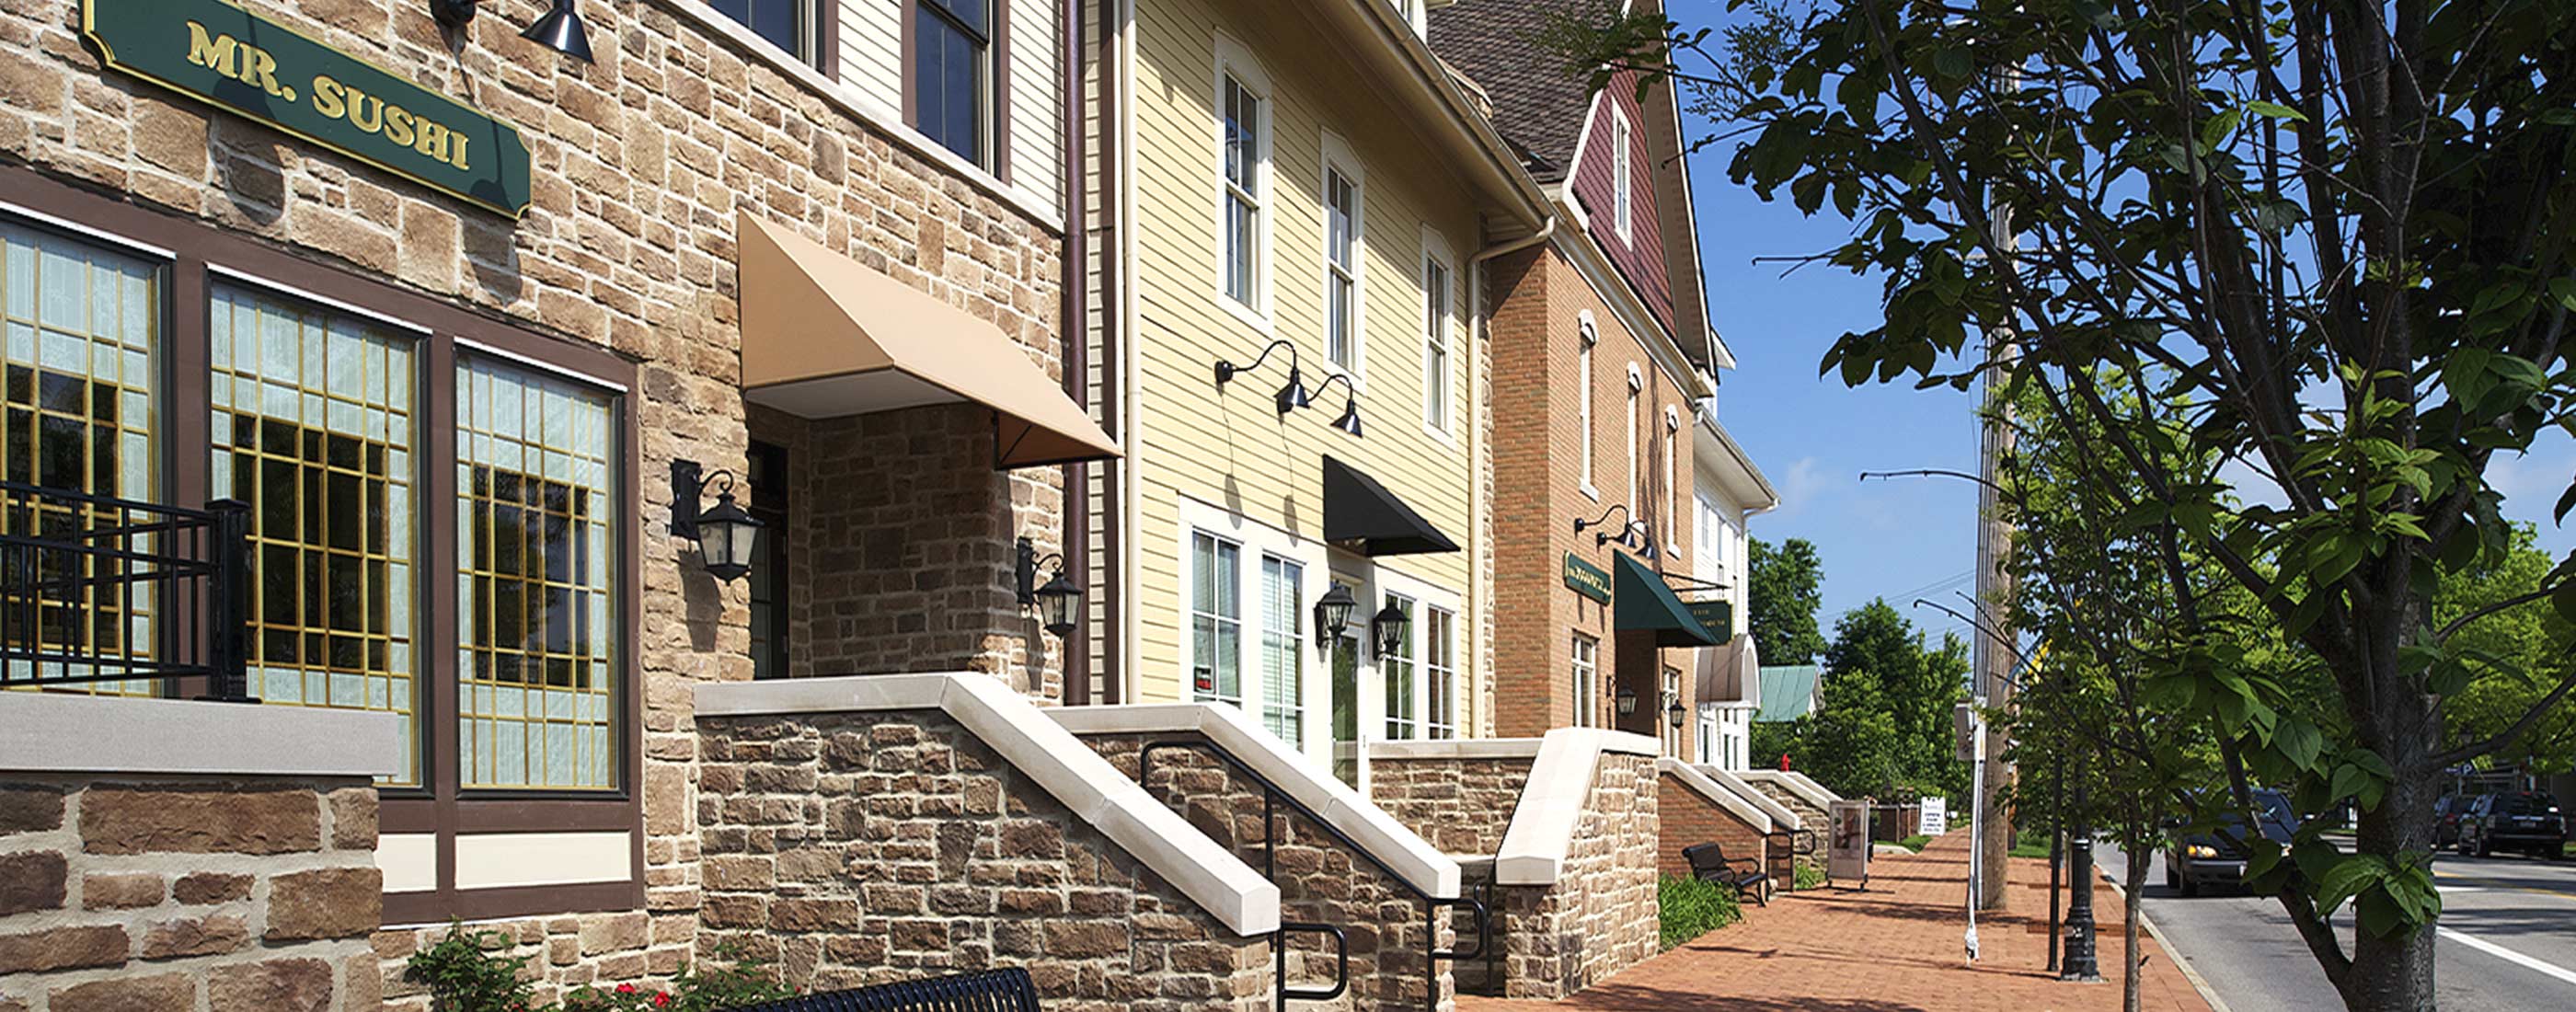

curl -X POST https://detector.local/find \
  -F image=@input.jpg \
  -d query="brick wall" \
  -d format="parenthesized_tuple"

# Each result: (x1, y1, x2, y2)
(1485, 243, 1700, 753)
(1656, 770, 1772, 886)
(692, 710, 1268, 1010)
(1083, 733, 1456, 1012)
(0, 775, 382, 1012)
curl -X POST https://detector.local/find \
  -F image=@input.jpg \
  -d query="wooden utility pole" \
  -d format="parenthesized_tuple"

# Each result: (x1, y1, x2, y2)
(1972, 170, 2018, 913)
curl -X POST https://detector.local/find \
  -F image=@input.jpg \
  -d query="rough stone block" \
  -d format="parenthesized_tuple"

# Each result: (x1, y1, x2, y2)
(0, 851, 67, 915)
(264, 866, 382, 941)
(80, 787, 320, 856)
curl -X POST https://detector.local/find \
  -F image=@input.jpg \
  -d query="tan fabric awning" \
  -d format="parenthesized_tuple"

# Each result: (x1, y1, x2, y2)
(1696, 633, 1760, 706)
(735, 213, 1120, 468)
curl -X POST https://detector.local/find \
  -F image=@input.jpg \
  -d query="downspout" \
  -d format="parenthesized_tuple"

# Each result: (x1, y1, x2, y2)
(1113, 0, 1140, 705)
(1466, 216, 1556, 736)
(1059, 0, 1089, 704)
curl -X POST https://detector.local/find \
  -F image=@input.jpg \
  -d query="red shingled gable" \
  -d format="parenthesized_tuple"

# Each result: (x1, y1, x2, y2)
(1569, 70, 1676, 337)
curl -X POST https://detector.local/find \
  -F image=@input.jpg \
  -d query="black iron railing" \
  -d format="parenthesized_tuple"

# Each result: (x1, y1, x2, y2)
(1136, 741, 1489, 1012)
(0, 481, 250, 700)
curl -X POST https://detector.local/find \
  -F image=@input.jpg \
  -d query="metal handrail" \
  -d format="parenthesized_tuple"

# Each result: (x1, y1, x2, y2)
(1135, 739, 1489, 1010)
(1275, 921, 1349, 1003)
(0, 487, 249, 701)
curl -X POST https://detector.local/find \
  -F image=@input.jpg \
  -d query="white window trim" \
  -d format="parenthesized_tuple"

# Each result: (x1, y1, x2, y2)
(1663, 406, 1682, 554)
(1577, 313, 1599, 500)
(1611, 105, 1634, 244)
(1570, 633, 1601, 729)
(1418, 224, 1458, 444)
(1625, 365, 1642, 512)
(1178, 497, 1328, 762)
(1213, 34, 1276, 332)
(1421, 604, 1460, 739)
(1319, 130, 1368, 384)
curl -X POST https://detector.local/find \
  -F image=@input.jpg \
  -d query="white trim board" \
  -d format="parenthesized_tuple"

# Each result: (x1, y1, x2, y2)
(696, 673, 1282, 936)
(1689, 762, 1800, 832)
(0, 692, 399, 777)
(1050, 702, 1462, 899)
(1739, 768, 1840, 810)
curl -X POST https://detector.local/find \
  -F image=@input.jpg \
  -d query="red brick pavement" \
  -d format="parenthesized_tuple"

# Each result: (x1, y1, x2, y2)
(1459, 832, 2212, 1012)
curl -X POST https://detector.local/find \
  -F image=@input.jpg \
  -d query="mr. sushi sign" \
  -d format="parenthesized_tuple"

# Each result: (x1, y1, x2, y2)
(81, 0, 534, 217)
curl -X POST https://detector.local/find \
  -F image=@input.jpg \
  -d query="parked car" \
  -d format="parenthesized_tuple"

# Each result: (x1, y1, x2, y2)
(2434, 794, 2478, 848)
(2455, 792, 2567, 859)
(2165, 789, 2297, 897)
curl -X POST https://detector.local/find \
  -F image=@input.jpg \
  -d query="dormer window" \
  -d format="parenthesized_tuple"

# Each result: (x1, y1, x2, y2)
(1611, 107, 1633, 242)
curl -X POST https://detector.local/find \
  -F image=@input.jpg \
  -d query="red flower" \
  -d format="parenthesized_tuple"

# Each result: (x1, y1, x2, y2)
(616, 983, 638, 994)
(654, 993, 673, 1007)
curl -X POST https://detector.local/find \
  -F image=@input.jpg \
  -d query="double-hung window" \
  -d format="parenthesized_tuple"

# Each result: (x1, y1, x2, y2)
(1324, 166, 1362, 371)
(1570, 633, 1599, 728)
(1258, 555, 1304, 744)
(1190, 532, 1243, 707)
(1380, 593, 1416, 740)
(1421, 253, 1452, 434)
(1625, 374, 1641, 512)
(1577, 323, 1596, 490)
(1612, 108, 1634, 241)
(1663, 408, 1680, 552)
(1423, 606, 1455, 739)
(710, 0, 820, 65)
(913, 0, 990, 166)
(1220, 73, 1265, 308)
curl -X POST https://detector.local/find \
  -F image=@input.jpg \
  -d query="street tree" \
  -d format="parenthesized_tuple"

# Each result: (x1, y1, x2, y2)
(1546, 2, 2576, 1008)
(1749, 536, 1831, 663)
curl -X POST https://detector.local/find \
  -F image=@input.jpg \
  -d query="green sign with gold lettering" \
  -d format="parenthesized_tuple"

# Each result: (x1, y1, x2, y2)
(82, 0, 532, 217)
(1563, 553, 1611, 604)
(1686, 600, 1734, 644)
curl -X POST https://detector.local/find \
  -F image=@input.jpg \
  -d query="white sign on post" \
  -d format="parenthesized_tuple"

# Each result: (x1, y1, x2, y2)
(1918, 797, 1949, 836)
(1827, 799, 1870, 887)
(1954, 702, 1979, 762)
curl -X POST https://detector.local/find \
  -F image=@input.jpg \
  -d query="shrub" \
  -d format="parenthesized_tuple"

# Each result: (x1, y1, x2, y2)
(1658, 874, 1742, 949)
(1792, 859, 1825, 891)
(1895, 834, 1932, 852)
(408, 928, 793, 1012)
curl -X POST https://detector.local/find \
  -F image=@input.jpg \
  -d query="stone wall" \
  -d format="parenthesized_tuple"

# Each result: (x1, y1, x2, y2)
(1368, 744, 1657, 1001)
(1656, 770, 1772, 888)
(694, 709, 1269, 1010)
(1365, 755, 1532, 857)
(372, 910, 697, 1012)
(1084, 733, 1455, 1012)
(1495, 752, 1657, 999)
(1742, 775, 1828, 860)
(0, 775, 383, 1012)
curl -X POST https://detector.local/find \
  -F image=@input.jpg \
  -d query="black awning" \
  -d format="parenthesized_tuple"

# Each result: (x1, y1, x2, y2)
(1322, 456, 1459, 557)
(1614, 552, 1722, 648)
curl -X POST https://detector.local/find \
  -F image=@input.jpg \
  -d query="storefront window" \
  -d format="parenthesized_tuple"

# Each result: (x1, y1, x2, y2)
(211, 283, 419, 785)
(1424, 606, 1455, 739)
(1190, 531, 1241, 707)
(457, 357, 617, 790)
(1381, 593, 1416, 739)
(1258, 554, 1302, 744)
(0, 223, 159, 696)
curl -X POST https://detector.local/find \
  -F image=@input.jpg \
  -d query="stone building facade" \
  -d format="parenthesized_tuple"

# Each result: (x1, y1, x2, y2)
(0, 0, 1099, 1002)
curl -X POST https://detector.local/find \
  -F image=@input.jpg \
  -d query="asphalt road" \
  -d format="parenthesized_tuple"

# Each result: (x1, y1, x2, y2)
(2095, 846, 2576, 1011)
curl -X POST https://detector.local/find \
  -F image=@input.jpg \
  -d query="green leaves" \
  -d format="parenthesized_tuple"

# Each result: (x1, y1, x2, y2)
(2315, 855, 2442, 939)
(2245, 99, 2307, 122)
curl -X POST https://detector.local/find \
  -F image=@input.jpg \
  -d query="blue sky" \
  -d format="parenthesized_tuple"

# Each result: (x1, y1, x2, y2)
(1668, 0, 2575, 644)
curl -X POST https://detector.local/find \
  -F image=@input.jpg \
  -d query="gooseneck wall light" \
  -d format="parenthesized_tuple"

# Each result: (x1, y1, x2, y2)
(523, 0, 596, 63)
(1308, 373, 1364, 438)
(1214, 339, 1310, 416)
(1313, 583, 1358, 648)
(671, 461, 764, 582)
(1571, 503, 1655, 559)
(1015, 538, 1083, 639)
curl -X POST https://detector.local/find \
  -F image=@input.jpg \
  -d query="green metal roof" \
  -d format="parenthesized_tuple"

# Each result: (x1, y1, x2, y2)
(1754, 664, 1823, 722)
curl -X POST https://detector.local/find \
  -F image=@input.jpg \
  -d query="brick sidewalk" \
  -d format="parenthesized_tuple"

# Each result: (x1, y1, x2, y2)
(1460, 832, 2211, 1012)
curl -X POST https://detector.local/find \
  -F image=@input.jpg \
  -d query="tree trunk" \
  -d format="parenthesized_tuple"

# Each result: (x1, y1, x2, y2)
(2122, 843, 2146, 1012)
(2340, 758, 2440, 1011)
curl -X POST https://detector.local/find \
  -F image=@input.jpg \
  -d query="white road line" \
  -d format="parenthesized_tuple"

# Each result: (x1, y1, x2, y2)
(2437, 926, 2576, 987)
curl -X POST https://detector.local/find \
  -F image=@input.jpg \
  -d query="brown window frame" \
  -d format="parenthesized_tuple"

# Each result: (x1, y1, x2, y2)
(0, 167, 645, 925)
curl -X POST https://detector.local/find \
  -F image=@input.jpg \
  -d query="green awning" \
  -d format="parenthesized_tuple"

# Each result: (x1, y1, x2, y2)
(1612, 552, 1721, 648)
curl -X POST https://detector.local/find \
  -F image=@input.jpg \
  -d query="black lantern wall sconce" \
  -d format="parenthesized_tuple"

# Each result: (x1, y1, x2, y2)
(1313, 583, 1358, 648)
(1571, 503, 1656, 560)
(1368, 599, 1409, 661)
(1015, 538, 1083, 639)
(430, 0, 594, 63)
(671, 461, 763, 582)
(1665, 695, 1687, 730)
(1214, 339, 1363, 437)
(1614, 684, 1639, 719)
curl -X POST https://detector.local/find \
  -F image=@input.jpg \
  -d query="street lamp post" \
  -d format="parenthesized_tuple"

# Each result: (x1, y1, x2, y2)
(2060, 755, 2101, 982)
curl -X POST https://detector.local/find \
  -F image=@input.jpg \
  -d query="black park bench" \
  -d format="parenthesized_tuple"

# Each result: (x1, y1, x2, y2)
(724, 967, 1040, 1012)
(1684, 840, 1770, 907)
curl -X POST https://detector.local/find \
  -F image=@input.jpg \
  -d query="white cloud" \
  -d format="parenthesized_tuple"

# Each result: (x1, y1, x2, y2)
(1768, 456, 1830, 522)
